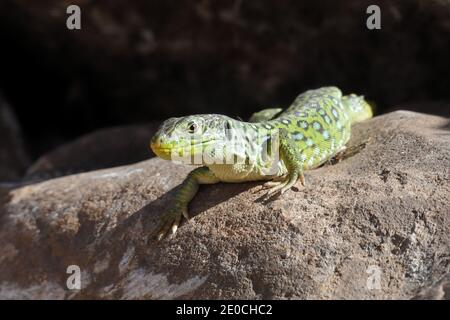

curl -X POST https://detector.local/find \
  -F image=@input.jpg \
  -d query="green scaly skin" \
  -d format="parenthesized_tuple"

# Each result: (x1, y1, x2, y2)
(150, 86, 373, 240)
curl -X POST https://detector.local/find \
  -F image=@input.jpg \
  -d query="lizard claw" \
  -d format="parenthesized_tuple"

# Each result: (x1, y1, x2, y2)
(264, 182, 286, 200)
(171, 214, 182, 235)
(263, 171, 304, 200)
(253, 175, 287, 194)
(182, 207, 190, 220)
(263, 181, 283, 188)
(155, 205, 188, 241)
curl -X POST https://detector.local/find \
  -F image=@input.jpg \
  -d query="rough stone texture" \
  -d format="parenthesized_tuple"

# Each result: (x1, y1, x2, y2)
(25, 122, 160, 180)
(0, 94, 29, 181)
(413, 273, 450, 300)
(0, 110, 449, 299)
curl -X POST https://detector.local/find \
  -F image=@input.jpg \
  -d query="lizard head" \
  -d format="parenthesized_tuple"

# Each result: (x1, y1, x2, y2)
(150, 114, 238, 164)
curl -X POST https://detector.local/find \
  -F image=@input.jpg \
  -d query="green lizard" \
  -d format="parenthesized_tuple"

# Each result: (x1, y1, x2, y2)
(150, 86, 373, 240)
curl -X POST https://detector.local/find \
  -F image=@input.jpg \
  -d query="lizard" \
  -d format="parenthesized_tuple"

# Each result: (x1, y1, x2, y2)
(150, 86, 373, 240)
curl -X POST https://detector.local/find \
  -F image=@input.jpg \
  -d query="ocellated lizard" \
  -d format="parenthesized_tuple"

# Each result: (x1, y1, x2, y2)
(150, 86, 373, 239)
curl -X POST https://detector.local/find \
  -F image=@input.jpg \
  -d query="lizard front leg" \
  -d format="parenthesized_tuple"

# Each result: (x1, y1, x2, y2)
(155, 166, 220, 240)
(265, 129, 305, 198)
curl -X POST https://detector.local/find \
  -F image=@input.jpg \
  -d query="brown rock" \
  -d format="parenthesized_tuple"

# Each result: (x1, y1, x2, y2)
(413, 273, 450, 300)
(0, 110, 449, 299)
(25, 123, 161, 180)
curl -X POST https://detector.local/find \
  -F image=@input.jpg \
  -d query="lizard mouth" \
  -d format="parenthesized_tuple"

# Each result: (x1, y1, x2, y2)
(150, 141, 179, 160)
(150, 139, 218, 161)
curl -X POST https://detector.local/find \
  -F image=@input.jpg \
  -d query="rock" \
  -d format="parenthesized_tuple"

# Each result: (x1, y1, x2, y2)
(0, 94, 29, 181)
(25, 123, 161, 180)
(0, 110, 449, 299)
(413, 273, 450, 300)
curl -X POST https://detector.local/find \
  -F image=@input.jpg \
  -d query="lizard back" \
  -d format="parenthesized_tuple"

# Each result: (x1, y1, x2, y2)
(264, 86, 372, 169)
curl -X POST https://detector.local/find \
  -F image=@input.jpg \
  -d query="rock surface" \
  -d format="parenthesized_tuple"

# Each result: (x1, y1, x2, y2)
(0, 110, 449, 299)
(0, 94, 29, 181)
(413, 273, 450, 300)
(26, 122, 160, 180)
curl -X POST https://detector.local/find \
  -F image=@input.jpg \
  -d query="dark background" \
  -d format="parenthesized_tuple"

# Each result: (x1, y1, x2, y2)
(0, 0, 449, 161)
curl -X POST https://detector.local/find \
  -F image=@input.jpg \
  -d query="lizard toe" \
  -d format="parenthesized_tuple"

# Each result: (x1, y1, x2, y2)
(155, 207, 185, 241)
(264, 179, 289, 199)
(182, 207, 190, 220)
(171, 214, 182, 235)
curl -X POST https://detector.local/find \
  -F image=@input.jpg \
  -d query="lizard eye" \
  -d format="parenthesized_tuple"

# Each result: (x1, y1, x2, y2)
(187, 122, 198, 134)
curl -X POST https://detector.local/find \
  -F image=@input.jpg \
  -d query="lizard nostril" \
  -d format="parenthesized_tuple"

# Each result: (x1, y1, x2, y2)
(150, 135, 162, 148)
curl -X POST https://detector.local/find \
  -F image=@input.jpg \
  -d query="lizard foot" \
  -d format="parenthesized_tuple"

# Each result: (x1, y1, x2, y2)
(253, 175, 287, 193)
(264, 171, 305, 200)
(155, 205, 189, 241)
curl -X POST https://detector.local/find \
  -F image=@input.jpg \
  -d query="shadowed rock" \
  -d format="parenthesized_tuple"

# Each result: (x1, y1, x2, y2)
(0, 94, 29, 181)
(25, 122, 161, 180)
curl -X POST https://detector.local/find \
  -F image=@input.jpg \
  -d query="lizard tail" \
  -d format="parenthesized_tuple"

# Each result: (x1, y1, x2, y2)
(342, 94, 374, 125)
